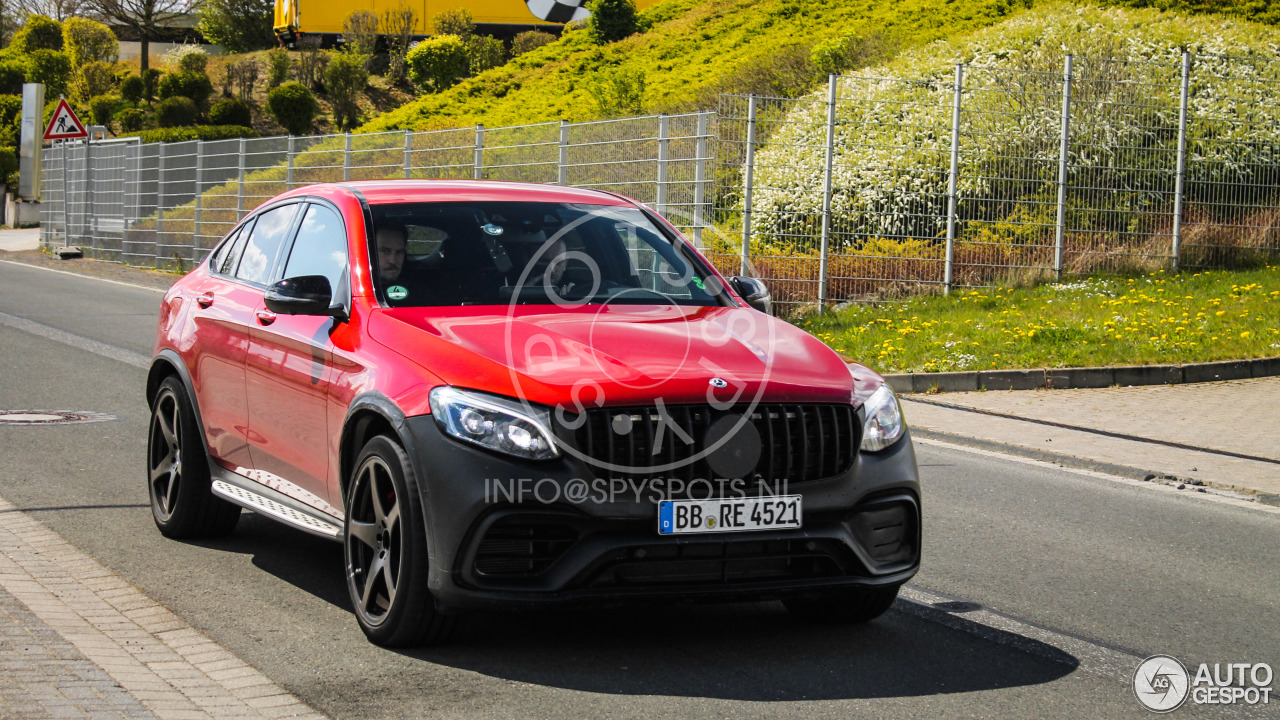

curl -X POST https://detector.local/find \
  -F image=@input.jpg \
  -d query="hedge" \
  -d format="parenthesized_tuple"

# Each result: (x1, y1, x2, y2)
(118, 125, 259, 143)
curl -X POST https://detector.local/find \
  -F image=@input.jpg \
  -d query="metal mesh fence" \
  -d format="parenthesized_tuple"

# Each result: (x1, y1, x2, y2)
(40, 112, 716, 272)
(38, 52, 1280, 312)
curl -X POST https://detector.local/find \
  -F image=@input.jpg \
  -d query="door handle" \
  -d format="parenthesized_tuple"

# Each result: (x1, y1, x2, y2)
(196, 292, 214, 308)
(256, 310, 276, 326)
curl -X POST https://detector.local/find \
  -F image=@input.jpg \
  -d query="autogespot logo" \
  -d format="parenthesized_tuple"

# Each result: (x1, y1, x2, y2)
(502, 204, 778, 479)
(1134, 655, 1191, 713)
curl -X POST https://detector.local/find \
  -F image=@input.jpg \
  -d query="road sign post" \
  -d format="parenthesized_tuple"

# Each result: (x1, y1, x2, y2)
(44, 97, 88, 258)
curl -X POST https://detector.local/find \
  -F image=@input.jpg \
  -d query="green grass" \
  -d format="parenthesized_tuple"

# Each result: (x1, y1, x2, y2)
(798, 266, 1280, 374)
(361, 0, 1030, 131)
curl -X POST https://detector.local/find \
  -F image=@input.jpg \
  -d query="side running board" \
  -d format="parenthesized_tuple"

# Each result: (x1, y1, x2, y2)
(211, 470, 343, 541)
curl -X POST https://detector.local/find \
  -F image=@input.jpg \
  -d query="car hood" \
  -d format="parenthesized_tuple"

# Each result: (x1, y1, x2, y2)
(369, 304, 858, 409)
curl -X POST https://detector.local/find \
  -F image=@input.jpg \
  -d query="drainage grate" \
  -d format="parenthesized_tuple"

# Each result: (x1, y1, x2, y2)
(0, 410, 118, 426)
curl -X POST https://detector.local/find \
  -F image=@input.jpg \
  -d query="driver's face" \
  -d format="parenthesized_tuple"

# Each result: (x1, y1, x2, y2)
(377, 230, 406, 283)
(532, 238, 568, 285)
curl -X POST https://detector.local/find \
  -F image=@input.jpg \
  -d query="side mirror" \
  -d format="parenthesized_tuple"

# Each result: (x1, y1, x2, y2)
(729, 276, 772, 315)
(264, 275, 343, 317)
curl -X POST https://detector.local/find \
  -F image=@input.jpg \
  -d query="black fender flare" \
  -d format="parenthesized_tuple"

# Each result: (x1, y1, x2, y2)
(338, 392, 430, 523)
(146, 350, 213, 461)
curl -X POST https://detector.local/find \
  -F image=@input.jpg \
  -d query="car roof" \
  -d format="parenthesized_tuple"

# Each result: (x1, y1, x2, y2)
(318, 180, 637, 207)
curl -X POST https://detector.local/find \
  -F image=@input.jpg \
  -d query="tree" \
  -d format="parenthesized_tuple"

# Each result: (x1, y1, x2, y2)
(325, 50, 367, 131)
(380, 4, 415, 85)
(585, 0, 637, 44)
(466, 35, 504, 75)
(430, 8, 473, 38)
(12, 0, 86, 22)
(62, 17, 118, 67)
(341, 10, 377, 60)
(196, 0, 274, 53)
(85, 0, 190, 72)
(12, 14, 63, 53)
(511, 30, 555, 57)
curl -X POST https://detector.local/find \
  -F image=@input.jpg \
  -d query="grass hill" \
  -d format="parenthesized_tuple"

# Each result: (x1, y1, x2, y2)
(362, 0, 1033, 132)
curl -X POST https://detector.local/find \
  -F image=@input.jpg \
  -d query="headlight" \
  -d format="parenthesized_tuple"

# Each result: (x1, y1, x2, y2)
(860, 384, 905, 453)
(429, 387, 560, 461)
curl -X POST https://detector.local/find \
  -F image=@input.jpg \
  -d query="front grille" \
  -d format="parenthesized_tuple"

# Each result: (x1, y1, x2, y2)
(585, 538, 857, 588)
(570, 404, 859, 484)
(473, 520, 577, 577)
(848, 500, 917, 566)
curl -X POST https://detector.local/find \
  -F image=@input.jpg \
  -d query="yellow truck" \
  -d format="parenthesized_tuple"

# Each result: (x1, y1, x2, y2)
(274, 0, 657, 46)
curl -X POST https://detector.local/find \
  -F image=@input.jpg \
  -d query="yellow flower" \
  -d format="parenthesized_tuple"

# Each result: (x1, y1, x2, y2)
(1241, 331, 1252, 339)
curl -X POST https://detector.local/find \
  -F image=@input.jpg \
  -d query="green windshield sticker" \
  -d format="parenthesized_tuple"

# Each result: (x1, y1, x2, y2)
(692, 277, 705, 290)
(387, 285, 408, 301)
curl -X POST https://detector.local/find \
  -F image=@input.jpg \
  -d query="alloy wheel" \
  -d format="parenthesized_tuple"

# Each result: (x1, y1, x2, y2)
(148, 389, 183, 521)
(346, 455, 402, 627)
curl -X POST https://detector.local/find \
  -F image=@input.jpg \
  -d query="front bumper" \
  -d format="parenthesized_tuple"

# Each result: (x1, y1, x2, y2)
(403, 415, 921, 611)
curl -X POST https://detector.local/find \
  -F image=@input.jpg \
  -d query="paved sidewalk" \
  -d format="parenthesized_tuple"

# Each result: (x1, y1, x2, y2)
(0, 494, 327, 720)
(903, 377, 1280, 504)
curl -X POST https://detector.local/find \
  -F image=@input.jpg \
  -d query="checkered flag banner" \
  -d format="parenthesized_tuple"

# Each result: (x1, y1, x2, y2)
(525, 0, 590, 23)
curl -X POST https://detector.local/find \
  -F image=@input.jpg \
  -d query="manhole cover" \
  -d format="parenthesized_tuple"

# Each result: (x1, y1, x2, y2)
(0, 410, 118, 426)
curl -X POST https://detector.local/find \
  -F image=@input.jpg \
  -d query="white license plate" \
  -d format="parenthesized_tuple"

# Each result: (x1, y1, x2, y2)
(658, 495, 802, 535)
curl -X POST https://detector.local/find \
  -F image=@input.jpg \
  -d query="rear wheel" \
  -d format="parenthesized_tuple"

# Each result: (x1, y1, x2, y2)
(784, 584, 901, 624)
(147, 376, 240, 538)
(344, 435, 454, 647)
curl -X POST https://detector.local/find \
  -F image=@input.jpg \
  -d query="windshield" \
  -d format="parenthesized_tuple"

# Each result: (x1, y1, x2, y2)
(368, 202, 724, 307)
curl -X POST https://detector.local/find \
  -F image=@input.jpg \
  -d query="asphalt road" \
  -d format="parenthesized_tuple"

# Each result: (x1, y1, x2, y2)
(1, 259, 1277, 719)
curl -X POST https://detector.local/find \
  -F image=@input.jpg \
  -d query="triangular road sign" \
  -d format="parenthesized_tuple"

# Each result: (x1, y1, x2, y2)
(44, 98, 87, 141)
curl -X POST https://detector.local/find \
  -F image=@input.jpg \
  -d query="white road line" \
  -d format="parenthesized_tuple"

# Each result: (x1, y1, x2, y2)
(0, 310, 150, 370)
(914, 436, 1280, 516)
(0, 258, 168, 293)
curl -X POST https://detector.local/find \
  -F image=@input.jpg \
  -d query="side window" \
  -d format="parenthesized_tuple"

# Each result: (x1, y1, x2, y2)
(210, 220, 253, 276)
(234, 204, 300, 285)
(282, 204, 349, 295)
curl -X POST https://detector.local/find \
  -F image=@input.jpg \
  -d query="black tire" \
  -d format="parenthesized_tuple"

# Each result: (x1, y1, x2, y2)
(343, 435, 454, 647)
(147, 376, 240, 539)
(783, 584, 901, 625)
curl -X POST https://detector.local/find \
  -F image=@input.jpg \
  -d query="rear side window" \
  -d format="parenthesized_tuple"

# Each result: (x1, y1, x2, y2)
(282, 204, 348, 295)
(234, 204, 300, 285)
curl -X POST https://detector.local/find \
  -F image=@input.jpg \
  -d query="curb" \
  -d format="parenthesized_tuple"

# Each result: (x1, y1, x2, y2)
(885, 356, 1280, 395)
(911, 427, 1280, 508)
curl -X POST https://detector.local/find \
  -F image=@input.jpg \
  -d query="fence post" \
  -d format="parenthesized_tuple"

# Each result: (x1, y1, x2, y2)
(193, 140, 203, 256)
(473, 124, 485, 180)
(1053, 54, 1074, 281)
(557, 120, 569, 185)
(286, 136, 295, 189)
(85, 138, 94, 248)
(235, 138, 246, 219)
(817, 73, 838, 309)
(156, 143, 166, 266)
(944, 64, 964, 295)
(61, 142, 70, 247)
(693, 111, 709, 249)
(656, 113, 669, 215)
(740, 96, 758, 277)
(1171, 51, 1191, 269)
(403, 130, 413, 179)
(343, 133, 352, 182)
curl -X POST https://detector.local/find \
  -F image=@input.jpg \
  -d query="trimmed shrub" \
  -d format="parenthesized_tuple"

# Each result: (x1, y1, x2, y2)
(267, 81, 317, 135)
(431, 8, 474, 38)
(116, 107, 145, 132)
(0, 61, 25, 95)
(209, 97, 252, 126)
(62, 17, 118, 67)
(163, 44, 208, 74)
(0, 147, 17, 189)
(511, 30, 555, 57)
(407, 35, 468, 92)
(26, 50, 72, 99)
(120, 73, 144, 104)
(586, 0, 638, 44)
(267, 47, 289, 88)
(13, 15, 63, 53)
(467, 35, 505, 75)
(158, 70, 214, 107)
(325, 51, 368, 131)
(121, 125, 258, 142)
(74, 61, 117, 102)
(88, 95, 118, 128)
(142, 69, 163, 102)
(155, 96, 198, 127)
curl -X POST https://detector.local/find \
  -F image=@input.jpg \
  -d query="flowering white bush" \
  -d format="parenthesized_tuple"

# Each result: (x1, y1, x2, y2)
(748, 4, 1280, 252)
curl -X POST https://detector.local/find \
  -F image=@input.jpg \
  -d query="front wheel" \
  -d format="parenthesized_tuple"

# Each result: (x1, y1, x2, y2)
(783, 584, 901, 624)
(147, 376, 240, 538)
(344, 435, 454, 647)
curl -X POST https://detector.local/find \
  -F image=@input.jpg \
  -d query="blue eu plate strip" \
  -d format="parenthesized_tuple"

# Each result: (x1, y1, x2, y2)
(658, 501, 673, 535)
